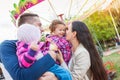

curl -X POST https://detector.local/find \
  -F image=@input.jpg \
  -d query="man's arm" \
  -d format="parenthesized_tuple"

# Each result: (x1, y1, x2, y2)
(0, 40, 55, 80)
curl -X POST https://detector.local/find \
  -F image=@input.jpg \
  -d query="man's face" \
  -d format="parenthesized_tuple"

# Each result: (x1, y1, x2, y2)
(33, 17, 44, 32)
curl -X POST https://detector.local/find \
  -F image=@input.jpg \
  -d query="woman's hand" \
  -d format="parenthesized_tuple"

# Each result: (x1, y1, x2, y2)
(38, 72, 58, 80)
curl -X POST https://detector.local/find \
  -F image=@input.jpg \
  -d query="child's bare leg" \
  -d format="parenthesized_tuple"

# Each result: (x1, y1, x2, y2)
(38, 72, 58, 80)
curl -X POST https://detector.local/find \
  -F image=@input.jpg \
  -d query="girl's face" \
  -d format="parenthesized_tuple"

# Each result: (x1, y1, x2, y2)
(53, 24, 66, 37)
(66, 24, 74, 41)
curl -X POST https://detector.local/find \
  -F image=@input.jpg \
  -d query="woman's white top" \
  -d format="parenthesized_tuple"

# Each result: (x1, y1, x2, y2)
(61, 44, 93, 80)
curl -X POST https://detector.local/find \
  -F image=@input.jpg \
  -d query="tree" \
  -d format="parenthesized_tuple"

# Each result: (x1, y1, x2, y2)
(84, 11, 116, 49)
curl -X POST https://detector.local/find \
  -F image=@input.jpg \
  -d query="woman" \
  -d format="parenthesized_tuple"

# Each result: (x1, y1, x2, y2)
(56, 21, 108, 80)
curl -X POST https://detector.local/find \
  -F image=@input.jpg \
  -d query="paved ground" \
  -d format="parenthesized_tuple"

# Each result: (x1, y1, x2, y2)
(103, 46, 120, 56)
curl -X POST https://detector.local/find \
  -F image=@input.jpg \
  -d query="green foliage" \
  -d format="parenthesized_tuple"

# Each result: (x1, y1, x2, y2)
(84, 11, 116, 42)
(40, 33, 46, 42)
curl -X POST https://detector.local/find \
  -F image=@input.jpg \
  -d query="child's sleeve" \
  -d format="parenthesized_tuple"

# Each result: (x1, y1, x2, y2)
(16, 42, 38, 68)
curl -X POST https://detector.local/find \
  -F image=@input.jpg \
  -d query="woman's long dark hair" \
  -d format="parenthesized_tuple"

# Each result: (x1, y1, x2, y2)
(72, 21, 108, 80)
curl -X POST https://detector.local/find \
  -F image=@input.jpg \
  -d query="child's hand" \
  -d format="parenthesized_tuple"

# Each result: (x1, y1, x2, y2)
(30, 42, 39, 51)
(46, 38, 58, 51)
(46, 38, 52, 42)
(38, 72, 58, 80)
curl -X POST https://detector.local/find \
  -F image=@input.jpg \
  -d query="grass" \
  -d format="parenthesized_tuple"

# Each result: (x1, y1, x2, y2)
(102, 53, 120, 80)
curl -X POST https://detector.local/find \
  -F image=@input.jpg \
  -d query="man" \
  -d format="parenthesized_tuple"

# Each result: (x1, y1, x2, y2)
(0, 13, 71, 80)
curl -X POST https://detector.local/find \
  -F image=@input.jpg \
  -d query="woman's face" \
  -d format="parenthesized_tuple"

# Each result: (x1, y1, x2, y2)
(66, 24, 73, 41)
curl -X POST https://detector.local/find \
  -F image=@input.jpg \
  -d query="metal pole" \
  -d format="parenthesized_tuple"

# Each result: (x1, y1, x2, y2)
(108, 8, 120, 40)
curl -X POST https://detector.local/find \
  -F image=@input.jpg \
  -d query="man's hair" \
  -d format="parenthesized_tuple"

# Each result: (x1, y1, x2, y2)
(17, 13, 39, 27)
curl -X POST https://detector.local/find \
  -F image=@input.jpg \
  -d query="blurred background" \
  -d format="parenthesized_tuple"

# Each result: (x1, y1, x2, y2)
(0, 0, 120, 80)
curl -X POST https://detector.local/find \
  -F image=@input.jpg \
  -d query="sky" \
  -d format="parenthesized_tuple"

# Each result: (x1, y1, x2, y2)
(0, 0, 18, 43)
(0, 0, 112, 43)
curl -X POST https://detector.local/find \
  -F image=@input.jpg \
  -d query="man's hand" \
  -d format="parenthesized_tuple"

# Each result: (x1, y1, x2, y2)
(49, 42, 58, 51)
(48, 51, 57, 61)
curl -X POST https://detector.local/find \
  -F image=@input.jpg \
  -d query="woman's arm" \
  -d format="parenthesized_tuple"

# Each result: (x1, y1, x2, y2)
(56, 50, 69, 70)
(57, 49, 91, 80)
(0, 40, 55, 80)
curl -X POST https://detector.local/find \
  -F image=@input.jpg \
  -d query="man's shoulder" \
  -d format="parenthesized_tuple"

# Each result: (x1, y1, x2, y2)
(1, 40, 17, 43)
(0, 40, 18, 47)
(0, 40, 18, 62)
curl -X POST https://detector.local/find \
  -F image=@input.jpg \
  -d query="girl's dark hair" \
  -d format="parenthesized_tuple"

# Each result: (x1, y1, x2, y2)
(18, 13, 39, 27)
(72, 21, 108, 80)
(49, 19, 65, 33)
